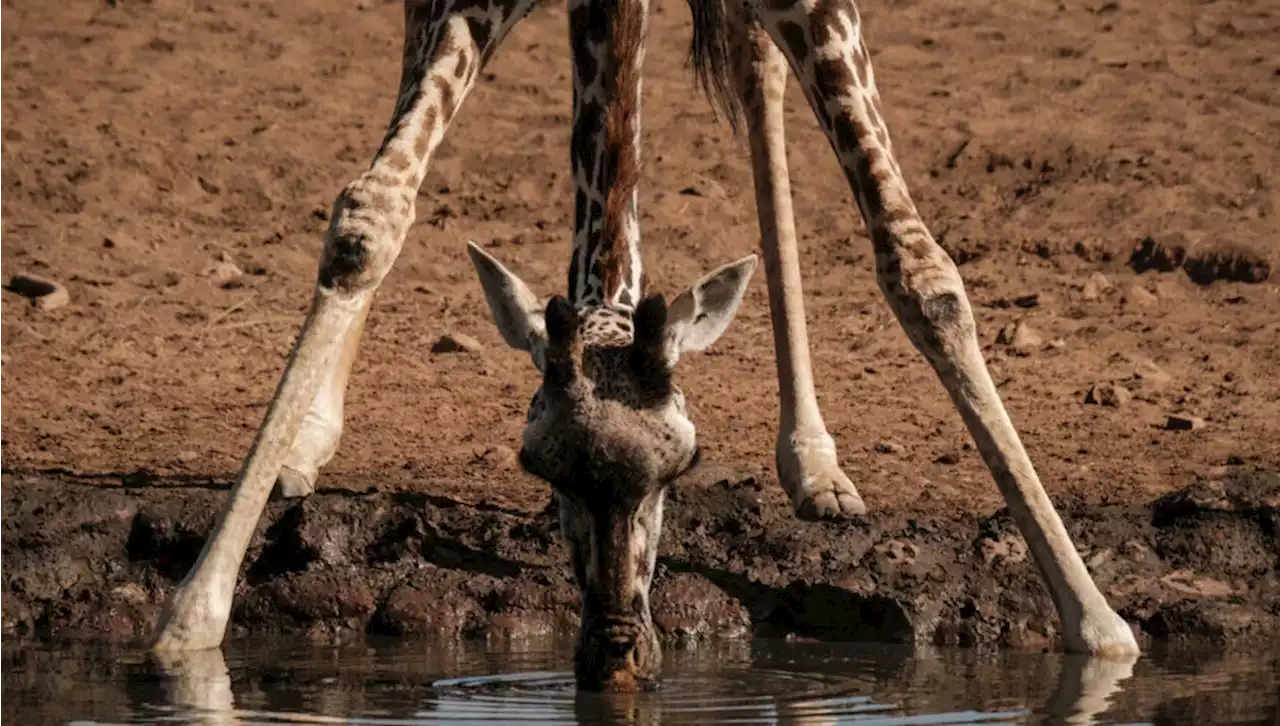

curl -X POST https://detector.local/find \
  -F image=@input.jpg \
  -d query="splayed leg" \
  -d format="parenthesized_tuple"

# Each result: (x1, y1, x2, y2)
(150, 0, 541, 652)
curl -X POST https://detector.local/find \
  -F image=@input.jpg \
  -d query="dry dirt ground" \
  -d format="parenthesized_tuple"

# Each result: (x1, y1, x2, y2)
(2, 0, 1278, 646)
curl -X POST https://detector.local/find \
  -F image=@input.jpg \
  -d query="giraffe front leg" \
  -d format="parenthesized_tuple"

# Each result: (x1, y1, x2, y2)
(748, 0, 1137, 654)
(730, 18, 864, 520)
(151, 0, 537, 652)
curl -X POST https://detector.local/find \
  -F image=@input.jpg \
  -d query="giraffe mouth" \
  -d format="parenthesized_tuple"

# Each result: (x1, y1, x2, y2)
(575, 615, 659, 692)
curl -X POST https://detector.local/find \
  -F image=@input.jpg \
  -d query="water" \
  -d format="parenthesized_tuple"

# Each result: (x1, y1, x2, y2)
(3, 636, 1277, 725)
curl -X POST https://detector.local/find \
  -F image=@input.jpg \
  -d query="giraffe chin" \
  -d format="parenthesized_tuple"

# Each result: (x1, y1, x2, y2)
(574, 622, 661, 693)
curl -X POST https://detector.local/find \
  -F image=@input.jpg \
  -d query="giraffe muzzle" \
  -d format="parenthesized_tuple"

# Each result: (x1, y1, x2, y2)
(576, 616, 659, 693)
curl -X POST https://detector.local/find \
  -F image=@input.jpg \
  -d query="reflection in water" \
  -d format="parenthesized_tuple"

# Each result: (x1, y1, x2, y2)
(3, 636, 1276, 725)
(150, 649, 241, 726)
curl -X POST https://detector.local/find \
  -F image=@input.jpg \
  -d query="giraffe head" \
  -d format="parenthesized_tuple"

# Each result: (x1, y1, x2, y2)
(468, 241, 757, 691)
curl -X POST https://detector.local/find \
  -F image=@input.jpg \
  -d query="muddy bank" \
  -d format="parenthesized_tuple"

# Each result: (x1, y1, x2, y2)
(3, 467, 1278, 650)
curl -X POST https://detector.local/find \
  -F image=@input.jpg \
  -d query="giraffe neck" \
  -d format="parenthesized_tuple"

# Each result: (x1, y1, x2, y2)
(567, 0, 648, 311)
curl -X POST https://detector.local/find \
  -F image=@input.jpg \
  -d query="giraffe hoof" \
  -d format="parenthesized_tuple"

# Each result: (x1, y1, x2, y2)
(795, 489, 867, 521)
(273, 466, 317, 500)
(1068, 607, 1141, 657)
(778, 432, 867, 521)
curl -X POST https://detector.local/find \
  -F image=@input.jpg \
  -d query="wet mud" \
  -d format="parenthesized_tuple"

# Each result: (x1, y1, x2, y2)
(4, 467, 1277, 651)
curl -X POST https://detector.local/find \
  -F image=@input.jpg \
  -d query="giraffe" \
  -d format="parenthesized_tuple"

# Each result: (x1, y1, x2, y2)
(148, 0, 1140, 691)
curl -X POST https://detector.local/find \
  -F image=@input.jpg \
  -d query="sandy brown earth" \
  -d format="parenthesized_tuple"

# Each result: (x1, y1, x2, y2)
(1, 1, 1278, 644)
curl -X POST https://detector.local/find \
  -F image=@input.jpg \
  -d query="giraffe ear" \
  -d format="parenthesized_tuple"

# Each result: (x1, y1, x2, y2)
(467, 242, 547, 358)
(664, 254, 758, 365)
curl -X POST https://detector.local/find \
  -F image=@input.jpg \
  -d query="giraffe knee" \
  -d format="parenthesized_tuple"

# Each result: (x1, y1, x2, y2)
(876, 250, 977, 361)
(318, 180, 411, 294)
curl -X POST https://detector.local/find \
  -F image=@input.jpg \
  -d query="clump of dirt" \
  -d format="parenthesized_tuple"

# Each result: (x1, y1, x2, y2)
(1128, 235, 1271, 285)
(4, 468, 1277, 651)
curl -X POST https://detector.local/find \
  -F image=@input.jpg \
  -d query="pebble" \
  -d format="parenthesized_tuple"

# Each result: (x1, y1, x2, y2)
(1085, 383, 1132, 407)
(204, 258, 244, 287)
(1122, 285, 1157, 307)
(432, 332, 483, 353)
(474, 445, 517, 471)
(996, 320, 1043, 356)
(1165, 414, 1206, 431)
(1081, 272, 1111, 300)
(102, 234, 136, 250)
(934, 451, 961, 465)
(874, 441, 905, 455)
(6, 272, 70, 310)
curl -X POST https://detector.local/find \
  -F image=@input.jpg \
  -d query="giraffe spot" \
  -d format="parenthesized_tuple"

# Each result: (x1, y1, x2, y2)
(454, 48, 471, 80)
(365, 171, 401, 191)
(832, 113, 861, 156)
(569, 4, 599, 87)
(583, 0, 610, 44)
(774, 21, 808, 66)
(572, 103, 603, 188)
(385, 150, 413, 174)
(588, 199, 604, 229)
(574, 188, 589, 237)
(811, 0, 846, 48)
(813, 57, 856, 99)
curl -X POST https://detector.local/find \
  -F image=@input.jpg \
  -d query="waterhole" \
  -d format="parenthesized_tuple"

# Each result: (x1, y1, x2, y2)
(3, 636, 1275, 725)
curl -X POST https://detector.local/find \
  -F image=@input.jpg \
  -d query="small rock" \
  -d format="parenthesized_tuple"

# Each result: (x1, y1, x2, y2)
(203, 260, 243, 286)
(6, 273, 70, 310)
(996, 321, 1043, 356)
(1081, 272, 1111, 300)
(934, 451, 961, 465)
(431, 332, 483, 353)
(874, 441, 905, 455)
(1165, 414, 1206, 431)
(102, 234, 136, 250)
(1122, 285, 1157, 307)
(474, 445, 517, 471)
(1085, 383, 1132, 407)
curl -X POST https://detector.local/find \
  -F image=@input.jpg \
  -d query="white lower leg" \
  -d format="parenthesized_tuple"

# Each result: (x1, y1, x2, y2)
(152, 288, 367, 651)
(733, 23, 864, 520)
(277, 300, 371, 498)
(890, 249, 1137, 655)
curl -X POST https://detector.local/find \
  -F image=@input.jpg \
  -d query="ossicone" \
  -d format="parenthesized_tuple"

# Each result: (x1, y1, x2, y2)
(630, 293, 673, 402)
(543, 296, 579, 390)
(632, 293, 668, 351)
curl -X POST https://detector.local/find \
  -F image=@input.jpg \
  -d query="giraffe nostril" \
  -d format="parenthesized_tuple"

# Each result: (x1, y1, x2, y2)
(605, 638, 633, 658)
